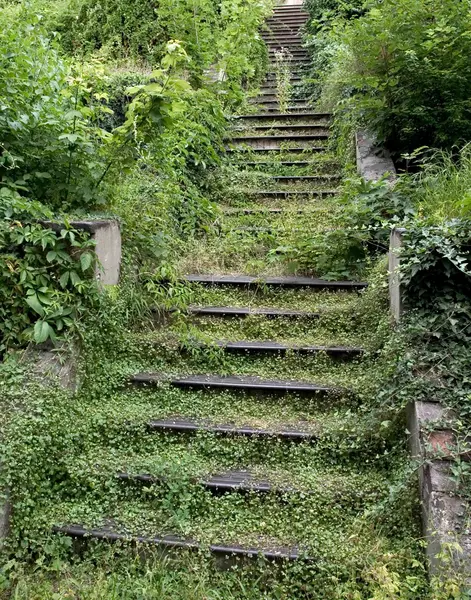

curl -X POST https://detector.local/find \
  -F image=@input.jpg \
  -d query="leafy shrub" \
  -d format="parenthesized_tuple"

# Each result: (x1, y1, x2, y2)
(304, 0, 365, 24)
(320, 0, 471, 154)
(0, 190, 99, 351)
(50, 0, 272, 95)
(0, 11, 110, 211)
(269, 177, 414, 279)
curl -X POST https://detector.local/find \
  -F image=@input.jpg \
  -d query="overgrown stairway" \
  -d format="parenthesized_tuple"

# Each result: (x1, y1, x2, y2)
(50, 4, 419, 581)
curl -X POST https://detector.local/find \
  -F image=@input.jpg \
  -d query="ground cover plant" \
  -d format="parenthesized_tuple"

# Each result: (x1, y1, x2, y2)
(1, 0, 471, 597)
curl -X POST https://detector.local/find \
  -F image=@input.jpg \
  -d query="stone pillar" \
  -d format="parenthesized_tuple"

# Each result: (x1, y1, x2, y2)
(407, 401, 471, 578)
(70, 220, 121, 286)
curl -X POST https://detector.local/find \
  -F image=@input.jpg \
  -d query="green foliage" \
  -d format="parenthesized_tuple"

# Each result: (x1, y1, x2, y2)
(0, 190, 99, 351)
(50, 0, 272, 95)
(0, 11, 111, 211)
(304, 0, 365, 23)
(267, 177, 414, 280)
(315, 0, 471, 154)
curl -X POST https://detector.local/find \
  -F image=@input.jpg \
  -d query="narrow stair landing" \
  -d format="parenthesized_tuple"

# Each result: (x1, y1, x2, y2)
(51, 4, 405, 573)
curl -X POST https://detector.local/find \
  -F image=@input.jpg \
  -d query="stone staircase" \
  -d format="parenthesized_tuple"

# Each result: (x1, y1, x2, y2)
(49, 4, 403, 573)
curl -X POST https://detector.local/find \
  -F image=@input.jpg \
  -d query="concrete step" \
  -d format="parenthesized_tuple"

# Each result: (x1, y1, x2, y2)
(247, 190, 338, 199)
(229, 134, 329, 150)
(148, 417, 317, 440)
(243, 106, 312, 113)
(270, 175, 340, 184)
(201, 340, 364, 358)
(236, 112, 330, 121)
(118, 469, 298, 494)
(225, 146, 327, 154)
(186, 306, 320, 318)
(233, 124, 328, 134)
(223, 207, 321, 215)
(132, 374, 342, 396)
(53, 526, 304, 561)
(183, 274, 367, 290)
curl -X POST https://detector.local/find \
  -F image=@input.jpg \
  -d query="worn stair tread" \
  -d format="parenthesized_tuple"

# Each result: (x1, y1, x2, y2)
(183, 274, 367, 290)
(226, 147, 326, 153)
(236, 125, 328, 132)
(118, 469, 295, 493)
(223, 207, 318, 215)
(270, 175, 339, 181)
(148, 417, 317, 440)
(230, 134, 329, 141)
(248, 190, 338, 197)
(187, 305, 320, 317)
(131, 373, 339, 395)
(235, 112, 330, 120)
(232, 161, 315, 167)
(211, 340, 364, 356)
(169, 374, 337, 394)
(53, 525, 303, 560)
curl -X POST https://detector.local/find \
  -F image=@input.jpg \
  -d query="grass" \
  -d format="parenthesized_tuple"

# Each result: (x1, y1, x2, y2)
(404, 144, 471, 220)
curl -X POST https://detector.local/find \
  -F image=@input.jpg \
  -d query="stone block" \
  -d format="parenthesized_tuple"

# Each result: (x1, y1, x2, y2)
(44, 219, 121, 286)
(407, 399, 471, 578)
(355, 130, 396, 183)
(69, 220, 121, 286)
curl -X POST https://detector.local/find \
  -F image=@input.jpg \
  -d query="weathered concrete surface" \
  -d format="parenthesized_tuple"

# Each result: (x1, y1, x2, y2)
(389, 227, 406, 324)
(44, 219, 121, 286)
(29, 343, 79, 392)
(356, 130, 396, 183)
(69, 220, 121, 286)
(407, 400, 471, 578)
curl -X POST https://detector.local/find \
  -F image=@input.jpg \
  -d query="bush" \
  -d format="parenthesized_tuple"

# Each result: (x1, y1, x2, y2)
(322, 0, 471, 154)
(0, 10, 110, 211)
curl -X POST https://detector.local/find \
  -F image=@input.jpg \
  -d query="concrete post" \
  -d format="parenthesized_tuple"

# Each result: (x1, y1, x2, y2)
(69, 220, 121, 286)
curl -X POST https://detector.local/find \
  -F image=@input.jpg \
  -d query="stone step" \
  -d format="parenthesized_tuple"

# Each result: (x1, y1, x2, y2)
(183, 274, 367, 290)
(233, 125, 328, 134)
(247, 190, 338, 199)
(53, 526, 304, 561)
(268, 48, 307, 54)
(132, 373, 339, 396)
(255, 89, 306, 97)
(270, 175, 340, 183)
(187, 306, 320, 318)
(225, 146, 326, 153)
(223, 206, 317, 214)
(252, 99, 310, 106)
(118, 469, 297, 494)
(232, 161, 318, 167)
(262, 76, 302, 84)
(148, 417, 317, 440)
(252, 94, 307, 103)
(236, 112, 330, 121)
(230, 134, 329, 144)
(267, 20, 307, 26)
(205, 341, 364, 358)
(263, 38, 303, 46)
(247, 106, 312, 113)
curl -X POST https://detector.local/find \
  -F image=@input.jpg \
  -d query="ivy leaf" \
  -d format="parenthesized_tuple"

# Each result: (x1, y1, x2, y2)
(26, 294, 44, 317)
(33, 320, 52, 344)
